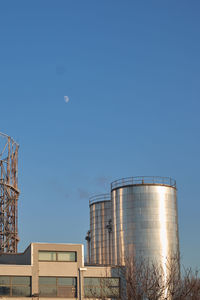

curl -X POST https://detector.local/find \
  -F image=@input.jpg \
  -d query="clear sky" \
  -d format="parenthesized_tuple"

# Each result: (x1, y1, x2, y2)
(0, 1, 200, 268)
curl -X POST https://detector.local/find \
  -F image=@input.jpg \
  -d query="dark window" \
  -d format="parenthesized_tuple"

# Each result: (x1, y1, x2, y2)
(0, 276, 31, 297)
(39, 277, 77, 298)
(38, 251, 77, 262)
(84, 277, 120, 298)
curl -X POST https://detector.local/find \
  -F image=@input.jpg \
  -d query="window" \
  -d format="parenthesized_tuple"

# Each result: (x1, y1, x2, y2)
(84, 277, 120, 298)
(0, 276, 31, 297)
(39, 277, 77, 298)
(38, 251, 76, 262)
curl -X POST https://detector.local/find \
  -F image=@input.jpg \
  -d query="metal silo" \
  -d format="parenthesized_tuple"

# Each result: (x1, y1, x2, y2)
(111, 176, 179, 272)
(89, 194, 112, 265)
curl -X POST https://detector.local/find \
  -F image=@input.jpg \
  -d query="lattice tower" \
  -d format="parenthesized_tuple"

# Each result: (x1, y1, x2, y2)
(0, 132, 19, 253)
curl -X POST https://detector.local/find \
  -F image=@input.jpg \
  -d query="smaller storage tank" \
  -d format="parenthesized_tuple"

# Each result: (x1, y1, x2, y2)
(89, 194, 111, 265)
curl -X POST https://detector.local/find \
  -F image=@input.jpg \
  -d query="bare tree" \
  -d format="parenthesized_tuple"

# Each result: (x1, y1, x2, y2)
(121, 255, 200, 300)
(171, 268, 200, 300)
(84, 257, 200, 299)
(121, 257, 165, 300)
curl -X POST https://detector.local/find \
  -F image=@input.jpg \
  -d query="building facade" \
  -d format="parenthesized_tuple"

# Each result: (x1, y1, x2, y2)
(0, 243, 120, 299)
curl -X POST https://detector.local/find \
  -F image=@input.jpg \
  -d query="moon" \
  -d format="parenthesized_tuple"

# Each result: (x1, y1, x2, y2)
(64, 96, 69, 103)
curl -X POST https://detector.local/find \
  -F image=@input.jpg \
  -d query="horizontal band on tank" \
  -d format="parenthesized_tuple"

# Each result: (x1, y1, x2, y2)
(111, 176, 176, 190)
(89, 194, 111, 206)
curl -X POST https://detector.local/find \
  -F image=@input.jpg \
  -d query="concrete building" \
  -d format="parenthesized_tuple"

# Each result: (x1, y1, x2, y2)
(0, 242, 120, 299)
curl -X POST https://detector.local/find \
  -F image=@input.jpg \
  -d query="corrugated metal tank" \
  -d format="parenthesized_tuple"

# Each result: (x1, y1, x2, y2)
(111, 176, 179, 270)
(89, 194, 111, 264)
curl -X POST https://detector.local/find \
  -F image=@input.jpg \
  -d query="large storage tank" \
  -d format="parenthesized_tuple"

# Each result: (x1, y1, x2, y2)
(89, 194, 112, 265)
(111, 176, 179, 271)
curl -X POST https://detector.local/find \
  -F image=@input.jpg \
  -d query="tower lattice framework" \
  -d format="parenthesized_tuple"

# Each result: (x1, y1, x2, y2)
(0, 132, 19, 253)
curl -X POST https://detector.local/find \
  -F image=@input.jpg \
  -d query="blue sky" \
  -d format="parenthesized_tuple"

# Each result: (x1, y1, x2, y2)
(0, 1, 200, 268)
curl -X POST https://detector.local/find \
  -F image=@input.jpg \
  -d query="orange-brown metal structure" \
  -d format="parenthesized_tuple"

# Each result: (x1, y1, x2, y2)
(0, 132, 19, 253)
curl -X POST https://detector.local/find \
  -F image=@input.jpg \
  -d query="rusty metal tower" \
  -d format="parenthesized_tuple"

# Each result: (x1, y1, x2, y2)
(0, 132, 19, 253)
